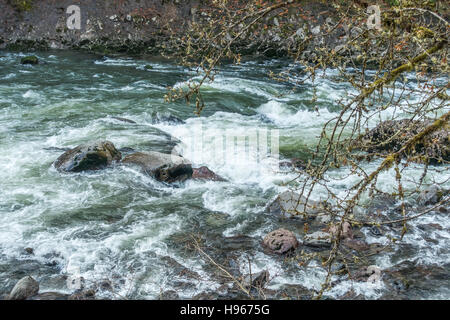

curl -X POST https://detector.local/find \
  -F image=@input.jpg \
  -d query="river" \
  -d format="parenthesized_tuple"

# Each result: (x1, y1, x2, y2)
(0, 51, 448, 299)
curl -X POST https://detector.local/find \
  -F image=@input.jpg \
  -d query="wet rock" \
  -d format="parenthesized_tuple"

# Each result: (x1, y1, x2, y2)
(8, 276, 39, 300)
(360, 119, 449, 163)
(150, 112, 185, 125)
(159, 290, 179, 300)
(160, 256, 201, 280)
(20, 55, 39, 65)
(367, 192, 397, 213)
(29, 292, 69, 300)
(339, 289, 365, 300)
(263, 228, 299, 254)
(417, 185, 448, 206)
(328, 221, 353, 239)
(68, 288, 96, 300)
(418, 223, 443, 232)
(267, 284, 313, 300)
(315, 212, 332, 224)
(244, 270, 270, 290)
(24, 247, 34, 255)
(370, 226, 383, 237)
(54, 141, 122, 172)
(192, 166, 226, 181)
(118, 147, 136, 154)
(111, 116, 137, 124)
(279, 158, 306, 170)
(352, 265, 382, 283)
(219, 235, 256, 252)
(303, 231, 331, 249)
(121, 151, 192, 183)
(342, 238, 370, 252)
(267, 191, 326, 218)
(381, 260, 449, 299)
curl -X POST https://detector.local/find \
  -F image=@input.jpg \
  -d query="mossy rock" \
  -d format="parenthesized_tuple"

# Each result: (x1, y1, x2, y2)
(144, 65, 153, 70)
(20, 55, 39, 65)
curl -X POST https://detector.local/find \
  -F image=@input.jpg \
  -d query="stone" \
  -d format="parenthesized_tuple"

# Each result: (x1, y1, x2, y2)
(54, 141, 121, 172)
(360, 119, 449, 163)
(150, 112, 185, 125)
(417, 185, 447, 206)
(303, 231, 331, 248)
(244, 270, 270, 290)
(267, 191, 326, 218)
(328, 221, 353, 239)
(20, 55, 38, 65)
(192, 166, 226, 181)
(262, 228, 299, 254)
(8, 276, 39, 300)
(342, 238, 370, 251)
(121, 151, 193, 183)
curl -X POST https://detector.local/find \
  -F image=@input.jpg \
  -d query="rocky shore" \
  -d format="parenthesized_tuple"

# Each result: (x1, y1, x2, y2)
(0, 0, 378, 59)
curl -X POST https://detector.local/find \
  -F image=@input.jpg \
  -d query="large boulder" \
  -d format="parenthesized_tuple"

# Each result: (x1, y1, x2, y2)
(8, 276, 39, 300)
(267, 191, 326, 218)
(360, 119, 449, 163)
(54, 141, 122, 172)
(121, 151, 193, 183)
(262, 228, 299, 254)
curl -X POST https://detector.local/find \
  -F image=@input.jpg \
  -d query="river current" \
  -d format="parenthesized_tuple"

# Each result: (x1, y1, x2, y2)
(0, 51, 448, 299)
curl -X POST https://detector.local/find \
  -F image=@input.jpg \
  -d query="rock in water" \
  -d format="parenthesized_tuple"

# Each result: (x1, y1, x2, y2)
(150, 112, 185, 125)
(303, 231, 331, 248)
(8, 276, 39, 300)
(121, 151, 193, 183)
(262, 228, 298, 254)
(417, 185, 448, 206)
(54, 141, 122, 172)
(267, 191, 325, 218)
(20, 55, 39, 65)
(192, 166, 226, 181)
(360, 119, 449, 163)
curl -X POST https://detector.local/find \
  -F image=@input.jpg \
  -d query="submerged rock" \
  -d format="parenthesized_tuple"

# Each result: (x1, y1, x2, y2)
(150, 112, 185, 125)
(121, 151, 192, 183)
(267, 191, 326, 218)
(20, 55, 39, 65)
(54, 141, 122, 172)
(328, 221, 353, 239)
(262, 228, 299, 254)
(192, 166, 226, 181)
(417, 185, 448, 206)
(8, 276, 39, 300)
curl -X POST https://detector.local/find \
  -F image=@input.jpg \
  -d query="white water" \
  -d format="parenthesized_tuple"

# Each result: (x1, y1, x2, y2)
(0, 51, 448, 299)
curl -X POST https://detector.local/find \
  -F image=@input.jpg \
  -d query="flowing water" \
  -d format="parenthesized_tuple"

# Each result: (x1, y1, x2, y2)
(0, 51, 448, 299)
